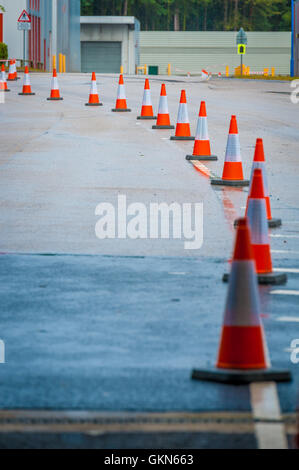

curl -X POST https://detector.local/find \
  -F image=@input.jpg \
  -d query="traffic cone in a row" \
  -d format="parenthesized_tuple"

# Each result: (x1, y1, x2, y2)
(47, 69, 63, 101)
(249, 138, 281, 228)
(234, 138, 282, 229)
(224, 169, 287, 285)
(85, 72, 102, 106)
(18, 66, 35, 96)
(112, 74, 131, 112)
(7, 60, 16, 81)
(170, 90, 194, 140)
(152, 84, 174, 129)
(0, 64, 10, 92)
(137, 79, 156, 120)
(192, 217, 291, 384)
(186, 101, 217, 161)
(211, 115, 249, 187)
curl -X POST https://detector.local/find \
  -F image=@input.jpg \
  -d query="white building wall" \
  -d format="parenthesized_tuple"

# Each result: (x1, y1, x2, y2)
(1, 0, 27, 59)
(140, 31, 291, 76)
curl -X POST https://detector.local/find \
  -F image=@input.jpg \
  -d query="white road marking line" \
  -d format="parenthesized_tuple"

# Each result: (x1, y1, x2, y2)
(276, 316, 299, 323)
(168, 272, 187, 275)
(270, 290, 299, 296)
(274, 268, 299, 274)
(270, 234, 299, 239)
(250, 382, 288, 449)
(271, 249, 299, 255)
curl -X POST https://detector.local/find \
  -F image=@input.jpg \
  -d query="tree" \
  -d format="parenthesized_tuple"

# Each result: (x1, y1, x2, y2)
(80, 0, 291, 32)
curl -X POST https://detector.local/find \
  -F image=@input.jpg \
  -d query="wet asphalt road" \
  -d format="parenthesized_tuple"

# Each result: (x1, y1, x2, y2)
(0, 73, 298, 448)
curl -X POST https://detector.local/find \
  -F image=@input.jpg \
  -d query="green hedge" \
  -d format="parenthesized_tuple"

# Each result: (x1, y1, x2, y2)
(0, 43, 8, 60)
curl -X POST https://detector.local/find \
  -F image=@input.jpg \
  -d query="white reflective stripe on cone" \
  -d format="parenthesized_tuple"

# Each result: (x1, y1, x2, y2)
(90, 80, 98, 95)
(1, 71, 6, 81)
(117, 84, 126, 100)
(142, 89, 152, 106)
(24, 73, 30, 86)
(225, 134, 241, 162)
(250, 162, 269, 197)
(224, 260, 261, 326)
(51, 77, 59, 90)
(247, 199, 270, 245)
(195, 117, 209, 140)
(158, 95, 169, 114)
(177, 103, 189, 124)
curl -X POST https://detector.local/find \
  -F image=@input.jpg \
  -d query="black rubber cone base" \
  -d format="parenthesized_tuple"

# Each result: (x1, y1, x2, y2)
(47, 97, 63, 101)
(211, 177, 250, 187)
(85, 102, 103, 106)
(111, 108, 131, 112)
(152, 125, 175, 129)
(223, 271, 287, 285)
(234, 218, 282, 229)
(7, 79, 17, 82)
(18, 92, 35, 96)
(186, 155, 218, 161)
(268, 218, 282, 228)
(191, 367, 292, 385)
(137, 116, 157, 120)
(170, 136, 195, 141)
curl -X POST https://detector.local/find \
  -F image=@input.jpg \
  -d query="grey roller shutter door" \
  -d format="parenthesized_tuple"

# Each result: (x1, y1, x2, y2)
(81, 42, 122, 73)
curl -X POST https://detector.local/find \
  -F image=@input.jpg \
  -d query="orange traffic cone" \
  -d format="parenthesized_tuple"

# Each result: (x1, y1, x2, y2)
(186, 101, 217, 161)
(152, 84, 174, 129)
(225, 169, 287, 285)
(246, 168, 287, 284)
(249, 138, 281, 228)
(14, 60, 19, 80)
(170, 90, 194, 140)
(137, 79, 156, 120)
(192, 217, 291, 384)
(7, 60, 16, 81)
(85, 72, 102, 106)
(47, 69, 63, 101)
(18, 66, 35, 95)
(111, 74, 131, 112)
(211, 115, 249, 187)
(0, 64, 10, 92)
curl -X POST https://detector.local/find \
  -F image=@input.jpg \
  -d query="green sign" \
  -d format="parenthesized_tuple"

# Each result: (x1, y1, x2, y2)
(238, 44, 246, 55)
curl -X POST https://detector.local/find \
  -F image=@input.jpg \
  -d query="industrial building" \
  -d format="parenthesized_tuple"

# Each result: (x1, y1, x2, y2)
(27, 0, 80, 72)
(0, 0, 27, 61)
(80, 16, 140, 74)
(293, 0, 299, 75)
(140, 31, 291, 76)
(0, 0, 80, 72)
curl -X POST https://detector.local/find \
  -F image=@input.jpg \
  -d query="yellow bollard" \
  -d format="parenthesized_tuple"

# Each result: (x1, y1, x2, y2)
(271, 67, 275, 77)
(247, 66, 250, 76)
(167, 63, 171, 76)
(264, 68, 269, 77)
(144, 64, 147, 75)
(62, 55, 66, 73)
(52, 55, 56, 71)
(225, 66, 229, 77)
(120, 65, 124, 74)
(59, 53, 63, 74)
